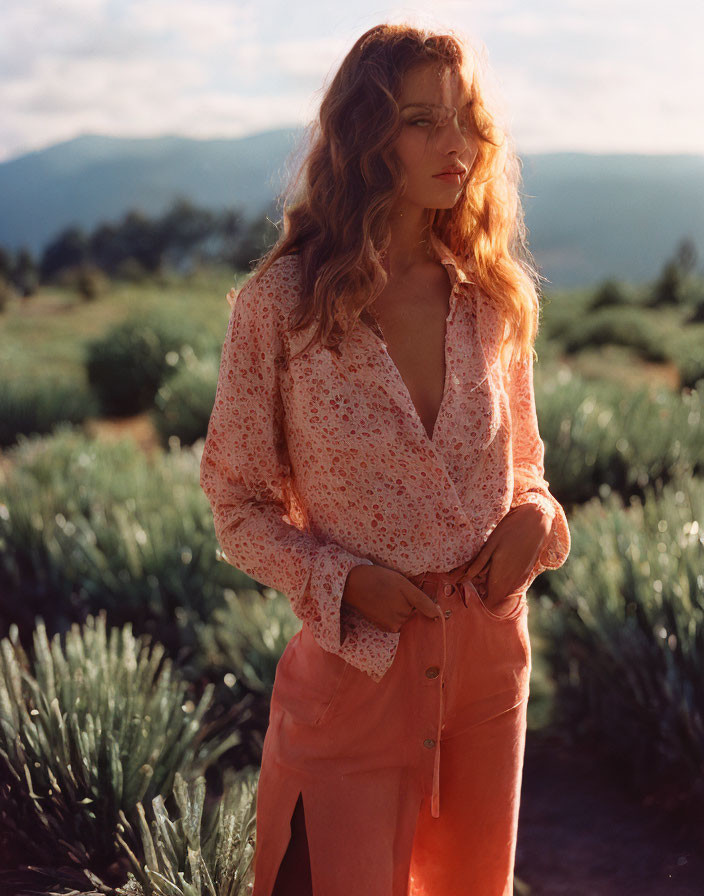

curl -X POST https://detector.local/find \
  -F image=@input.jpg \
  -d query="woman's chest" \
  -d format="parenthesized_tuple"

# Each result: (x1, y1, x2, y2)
(364, 268, 452, 443)
(278, 297, 508, 475)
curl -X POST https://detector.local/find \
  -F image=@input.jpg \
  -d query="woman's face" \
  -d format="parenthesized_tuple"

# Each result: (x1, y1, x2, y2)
(392, 63, 479, 211)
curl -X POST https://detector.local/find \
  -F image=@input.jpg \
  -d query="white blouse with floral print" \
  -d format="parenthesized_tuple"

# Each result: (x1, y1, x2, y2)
(199, 237, 571, 683)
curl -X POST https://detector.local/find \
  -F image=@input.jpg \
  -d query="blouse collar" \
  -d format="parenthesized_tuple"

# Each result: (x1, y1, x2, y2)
(428, 231, 472, 292)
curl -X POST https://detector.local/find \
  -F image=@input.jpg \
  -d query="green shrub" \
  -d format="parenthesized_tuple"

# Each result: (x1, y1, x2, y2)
(76, 263, 110, 301)
(0, 427, 303, 768)
(561, 305, 668, 361)
(55, 263, 110, 301)
(0, 613, 215, 868)
(665, 326, 704, 390)
(588, 278, 631, 311)
(85, 309, 213, 416)
(536, 370, 704, 505)
(115, 769, 257, 896)
(151, 351, 220, 448)
(648, 260, 688, 308)
(535, 474, 704, 811)
(0, 376, 99, 448)
(0, 426, 253, 644)
(194, 586, 300, 697)
(0, 275, 13, 313)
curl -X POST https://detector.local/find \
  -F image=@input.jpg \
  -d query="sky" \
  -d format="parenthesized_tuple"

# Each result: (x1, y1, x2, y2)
(1, 0, 702, 164)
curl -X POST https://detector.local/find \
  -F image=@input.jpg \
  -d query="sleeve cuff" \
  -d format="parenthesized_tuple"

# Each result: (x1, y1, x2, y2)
(509, 491, 570, 583)
(510, 491, 556, 524)
(309, 544, 401, 682)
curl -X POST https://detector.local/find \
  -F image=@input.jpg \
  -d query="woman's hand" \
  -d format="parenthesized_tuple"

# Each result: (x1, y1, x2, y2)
(462, 504, 553, 611)
(342, 563, 442, 632)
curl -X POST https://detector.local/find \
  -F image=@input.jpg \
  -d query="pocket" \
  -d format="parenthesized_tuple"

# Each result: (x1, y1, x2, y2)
(466, 582, 532, 679)
(271, 625, 352, 727)
(470, 580, 528, 622)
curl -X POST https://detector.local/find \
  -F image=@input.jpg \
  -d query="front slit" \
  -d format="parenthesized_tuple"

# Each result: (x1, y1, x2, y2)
(271, 791, 313, 896)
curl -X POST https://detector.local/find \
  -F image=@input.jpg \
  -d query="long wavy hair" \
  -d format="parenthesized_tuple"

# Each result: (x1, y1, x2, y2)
(244, 22, 545, 369)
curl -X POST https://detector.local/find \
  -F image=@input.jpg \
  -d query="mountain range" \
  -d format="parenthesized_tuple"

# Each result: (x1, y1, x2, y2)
(1, 131, 702, 289)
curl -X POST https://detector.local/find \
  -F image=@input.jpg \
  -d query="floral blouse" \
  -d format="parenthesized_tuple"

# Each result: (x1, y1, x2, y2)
(199, 236, 571, 683)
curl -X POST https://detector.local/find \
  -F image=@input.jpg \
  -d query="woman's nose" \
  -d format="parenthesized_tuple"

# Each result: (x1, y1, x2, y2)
(436, 115, 471, 154)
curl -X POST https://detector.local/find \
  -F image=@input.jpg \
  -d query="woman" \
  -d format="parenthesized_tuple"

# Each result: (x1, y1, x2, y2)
(200, 21, 571, 896)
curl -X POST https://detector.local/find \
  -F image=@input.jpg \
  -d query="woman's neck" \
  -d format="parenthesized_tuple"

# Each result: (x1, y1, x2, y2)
(384, 204, 433, 278)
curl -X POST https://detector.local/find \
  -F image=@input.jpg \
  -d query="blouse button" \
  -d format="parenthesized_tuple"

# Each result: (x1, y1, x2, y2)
(444, 584, 454, 596)
(425, 666, 440, 679)
(424, 738, 436, 749)
(445, 609, 452, 618)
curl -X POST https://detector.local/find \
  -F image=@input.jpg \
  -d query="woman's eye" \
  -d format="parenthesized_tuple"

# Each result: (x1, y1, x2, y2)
(407, 114, 473, 133)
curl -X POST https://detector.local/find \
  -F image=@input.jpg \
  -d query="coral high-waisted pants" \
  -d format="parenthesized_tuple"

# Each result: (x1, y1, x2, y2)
(251, 562, 532, 896)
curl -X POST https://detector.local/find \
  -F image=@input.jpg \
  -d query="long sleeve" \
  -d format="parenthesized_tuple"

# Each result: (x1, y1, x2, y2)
(199, 265, 401, 681)
(505, 351, 571, 586)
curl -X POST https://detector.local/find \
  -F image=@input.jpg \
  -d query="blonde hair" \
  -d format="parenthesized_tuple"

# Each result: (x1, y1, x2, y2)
(246, 22, 544, 369)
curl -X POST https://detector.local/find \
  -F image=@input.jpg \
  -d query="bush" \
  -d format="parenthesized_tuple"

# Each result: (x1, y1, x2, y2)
(0, 424, 305, 774)
(666, 326, 704, 390)
(535, 474, 704, 812)
(56, 262, 110, 301)
(561, 305, 668, 361)
(85, 308, 213, 416)
(194, 586, 300, 697)
(115, 257, 151, 283)
(0, 275, 13, 313)
(0, 427, 254, 644)
(0, 377, 99, 448)
(115, 769, 258, 896)
(588, 278, 630, 311)
(648, 260, 687, 308)
(536, 370, 704, 505)
(0, 613, 216, 868)
(151, 351, 220, 448)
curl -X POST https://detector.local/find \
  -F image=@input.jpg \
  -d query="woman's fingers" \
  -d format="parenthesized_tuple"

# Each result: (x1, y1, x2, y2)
(404, 584, 444, 620)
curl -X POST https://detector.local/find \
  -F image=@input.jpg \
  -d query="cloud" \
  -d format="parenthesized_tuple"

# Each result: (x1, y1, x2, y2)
(0, 0, 702, 161)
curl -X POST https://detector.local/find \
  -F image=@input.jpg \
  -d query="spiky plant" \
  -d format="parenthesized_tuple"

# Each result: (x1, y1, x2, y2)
(536, 473, 704, 810)
(114, 768, 257, 896)
(536, 371, 704, 504)
(195, 587, 300, 696)
(0, 427, 253, 645)
(0, 612, 215, 869)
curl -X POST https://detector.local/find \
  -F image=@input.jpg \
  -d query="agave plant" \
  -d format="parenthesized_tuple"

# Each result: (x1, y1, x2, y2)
(114, 768, 258, 896)
(0, 426, 253, 646)
(184, 587, 300, 773)
(536, 370, 704, 505)
(195, 587, 300, 696)
(536, 473, 704, 809)
(0, 612, 215, 869)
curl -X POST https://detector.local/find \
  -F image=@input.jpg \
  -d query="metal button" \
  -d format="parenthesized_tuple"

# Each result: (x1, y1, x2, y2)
(445, 609, 452, 618)
(425, 666, 440, 679)
(423, 738, 436, 749)
(444, 584, 454, 596)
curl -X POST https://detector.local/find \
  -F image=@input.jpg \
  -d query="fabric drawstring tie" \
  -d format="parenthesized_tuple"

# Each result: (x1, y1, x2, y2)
(407, 561, 478, 819)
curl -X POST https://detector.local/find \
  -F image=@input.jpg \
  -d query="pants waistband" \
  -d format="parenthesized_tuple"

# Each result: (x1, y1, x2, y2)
(407, 558, 480, 606)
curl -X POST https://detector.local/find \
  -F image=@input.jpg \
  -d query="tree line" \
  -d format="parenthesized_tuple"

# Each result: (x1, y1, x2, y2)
(0, 197, 279, 297)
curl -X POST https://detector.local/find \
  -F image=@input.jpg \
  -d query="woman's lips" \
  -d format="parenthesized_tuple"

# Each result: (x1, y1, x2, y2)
(433, 172, 464, 184)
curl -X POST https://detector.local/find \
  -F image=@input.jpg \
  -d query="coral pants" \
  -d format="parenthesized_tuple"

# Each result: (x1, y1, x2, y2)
(252, 562, 532, 896)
